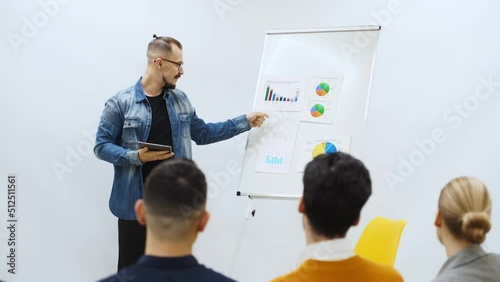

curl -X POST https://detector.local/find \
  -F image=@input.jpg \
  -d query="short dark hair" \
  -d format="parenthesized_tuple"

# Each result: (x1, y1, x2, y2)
(147, 34, 182, 59)
(303, 152, 372, 238)
(144, 158, 206, 222)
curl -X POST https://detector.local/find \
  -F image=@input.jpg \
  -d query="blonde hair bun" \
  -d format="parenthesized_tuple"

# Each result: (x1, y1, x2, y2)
(462, 211, 491, 244)
(439, 176, 492, 244)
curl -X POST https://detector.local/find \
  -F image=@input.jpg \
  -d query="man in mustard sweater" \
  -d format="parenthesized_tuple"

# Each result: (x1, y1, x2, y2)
(272, 152, 403, 282)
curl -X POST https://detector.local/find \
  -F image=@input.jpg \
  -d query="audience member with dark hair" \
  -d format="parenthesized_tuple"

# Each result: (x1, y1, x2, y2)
(432, 176, 500, 282)
(271, 152, 403, 282)
(99, 159, 235, 282)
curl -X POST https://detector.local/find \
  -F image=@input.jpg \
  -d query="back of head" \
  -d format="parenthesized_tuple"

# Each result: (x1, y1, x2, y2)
(147, 34, 183, 61)
(438, 176, 492, 244)
(143, 158, 207, 240)
(303, 152, 372, 238)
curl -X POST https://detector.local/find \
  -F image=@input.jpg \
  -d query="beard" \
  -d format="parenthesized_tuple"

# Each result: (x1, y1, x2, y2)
(163, 73, 181, 89)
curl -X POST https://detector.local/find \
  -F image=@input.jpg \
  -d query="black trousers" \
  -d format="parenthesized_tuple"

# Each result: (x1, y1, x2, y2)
(118, 219, 146, 270)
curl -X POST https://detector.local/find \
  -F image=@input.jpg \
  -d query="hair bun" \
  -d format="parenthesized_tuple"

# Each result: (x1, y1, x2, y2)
(461, 212, 491, 244)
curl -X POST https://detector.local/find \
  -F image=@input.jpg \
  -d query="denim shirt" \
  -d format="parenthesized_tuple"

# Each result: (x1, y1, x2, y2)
(95, 78, 251, 219)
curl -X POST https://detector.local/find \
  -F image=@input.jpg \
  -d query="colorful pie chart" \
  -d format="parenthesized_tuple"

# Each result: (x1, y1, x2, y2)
(316, 82, 330, 96)
(310, 104, 325, 118)
(312, 142, 337, 158)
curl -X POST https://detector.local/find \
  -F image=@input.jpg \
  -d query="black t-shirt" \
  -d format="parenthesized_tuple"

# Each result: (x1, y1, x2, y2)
(141, 94, 174, 183)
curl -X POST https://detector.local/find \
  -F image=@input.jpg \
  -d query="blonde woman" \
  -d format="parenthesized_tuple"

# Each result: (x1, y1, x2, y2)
(433, 176, 500, 282)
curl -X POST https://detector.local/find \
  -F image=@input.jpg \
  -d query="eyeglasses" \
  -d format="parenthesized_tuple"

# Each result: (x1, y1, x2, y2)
(158, 58, 183, 71)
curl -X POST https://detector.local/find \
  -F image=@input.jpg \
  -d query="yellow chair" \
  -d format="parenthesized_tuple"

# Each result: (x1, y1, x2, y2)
(354, 216, 406, 267)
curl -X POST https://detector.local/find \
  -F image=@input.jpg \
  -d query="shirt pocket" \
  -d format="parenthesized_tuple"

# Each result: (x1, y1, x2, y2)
(178, 114, 191, 138)
(122, 117, 140, 145)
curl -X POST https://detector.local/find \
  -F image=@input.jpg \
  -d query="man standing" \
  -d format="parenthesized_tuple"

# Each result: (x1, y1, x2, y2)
(271, 152, 403, 282)
(94, 34, 267, 270)
(98, 159, 236, 282)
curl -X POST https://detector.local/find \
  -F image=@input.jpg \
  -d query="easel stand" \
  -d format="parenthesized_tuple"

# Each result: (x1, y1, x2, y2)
(228, 192, 301, 276)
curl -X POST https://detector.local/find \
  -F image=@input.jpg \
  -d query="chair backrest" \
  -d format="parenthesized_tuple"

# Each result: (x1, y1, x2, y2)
(354, 216, 406, 267)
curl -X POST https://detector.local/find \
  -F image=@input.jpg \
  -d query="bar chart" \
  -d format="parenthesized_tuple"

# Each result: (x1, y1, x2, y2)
(254, 77, 306, 112)
(264, 85, 300, 103)
(265, 155, 284, 165)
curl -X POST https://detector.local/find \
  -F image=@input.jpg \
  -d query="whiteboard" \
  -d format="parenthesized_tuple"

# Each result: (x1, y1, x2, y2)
(238, 26, 380, 197)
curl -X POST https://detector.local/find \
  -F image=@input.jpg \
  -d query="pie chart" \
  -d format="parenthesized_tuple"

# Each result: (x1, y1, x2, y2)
(310, 104, 325, 118)
(312, 142, 337, 158)
(316, 82, 330, 96)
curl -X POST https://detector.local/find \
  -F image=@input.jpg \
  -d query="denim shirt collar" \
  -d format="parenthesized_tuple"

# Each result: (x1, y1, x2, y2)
(135, 77, 170, 103)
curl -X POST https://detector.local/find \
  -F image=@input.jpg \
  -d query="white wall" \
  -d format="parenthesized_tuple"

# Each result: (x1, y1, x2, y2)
(1, 0, 499, 281)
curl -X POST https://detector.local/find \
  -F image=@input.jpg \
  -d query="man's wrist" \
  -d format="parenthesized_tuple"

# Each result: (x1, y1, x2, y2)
(128, 150, 143, 166)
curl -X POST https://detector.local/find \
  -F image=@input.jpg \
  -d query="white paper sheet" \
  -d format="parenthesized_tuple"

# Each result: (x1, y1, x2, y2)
(254, 112, 300, 174)
(301, 75, 344, 124)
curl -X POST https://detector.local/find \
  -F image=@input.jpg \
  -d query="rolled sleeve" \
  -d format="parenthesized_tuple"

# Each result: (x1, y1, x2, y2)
(127, 150, 143, 166)
(232, 114, 251, 133)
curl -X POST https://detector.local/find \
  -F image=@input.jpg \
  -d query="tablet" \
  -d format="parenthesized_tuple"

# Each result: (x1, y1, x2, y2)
(138, 141, 172, 152)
